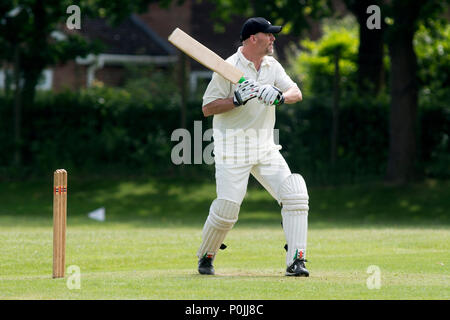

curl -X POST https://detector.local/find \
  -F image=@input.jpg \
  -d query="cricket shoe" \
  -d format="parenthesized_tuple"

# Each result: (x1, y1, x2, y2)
(285, 259, 309, 277)
(198, 255, 215, 275)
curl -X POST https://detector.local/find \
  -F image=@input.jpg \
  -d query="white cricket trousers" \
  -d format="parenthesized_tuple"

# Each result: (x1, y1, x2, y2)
(215, 148, 292, 205)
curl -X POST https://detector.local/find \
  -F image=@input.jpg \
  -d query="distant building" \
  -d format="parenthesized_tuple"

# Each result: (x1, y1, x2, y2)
(53, 14, 177, 91)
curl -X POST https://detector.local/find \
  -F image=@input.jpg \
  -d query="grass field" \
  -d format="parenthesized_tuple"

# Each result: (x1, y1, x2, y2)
(0, 176, 449, 300)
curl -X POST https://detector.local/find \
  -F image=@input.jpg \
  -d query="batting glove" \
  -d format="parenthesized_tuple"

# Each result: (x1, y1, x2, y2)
(257, 85, 284, 106)
(233, 79, 259, 107)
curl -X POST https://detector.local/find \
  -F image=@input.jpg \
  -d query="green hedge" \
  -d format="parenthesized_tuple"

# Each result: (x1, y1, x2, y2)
(0, 88, 448, 183)
(0, 87, 204, 178)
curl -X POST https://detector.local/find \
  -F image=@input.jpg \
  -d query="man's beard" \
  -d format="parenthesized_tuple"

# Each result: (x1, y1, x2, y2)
(266, 44, 274, 56)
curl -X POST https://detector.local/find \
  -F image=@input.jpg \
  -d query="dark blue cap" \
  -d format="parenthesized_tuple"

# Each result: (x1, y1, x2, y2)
(240, 17, 282, 41)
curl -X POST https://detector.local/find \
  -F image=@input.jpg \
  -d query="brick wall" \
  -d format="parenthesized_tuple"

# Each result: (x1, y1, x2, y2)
(52, 61, 87, 91)
(137, 0, 192, 39)
(96, 66, 126, 87)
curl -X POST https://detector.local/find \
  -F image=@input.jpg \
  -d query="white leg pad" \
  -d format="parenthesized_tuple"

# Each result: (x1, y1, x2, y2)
(197, 199, 240, 260)
(279, 174, 309, 266)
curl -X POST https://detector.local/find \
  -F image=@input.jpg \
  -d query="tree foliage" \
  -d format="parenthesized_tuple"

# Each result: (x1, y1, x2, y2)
(207, 0, 333, 36)
(415, 20, 450, 108)
(291, 18, 358, 97)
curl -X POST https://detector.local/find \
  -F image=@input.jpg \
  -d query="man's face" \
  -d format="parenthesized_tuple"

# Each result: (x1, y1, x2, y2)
(254, 32, 275, 55)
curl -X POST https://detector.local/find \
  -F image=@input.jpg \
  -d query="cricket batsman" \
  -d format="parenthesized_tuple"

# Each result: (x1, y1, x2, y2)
(197, 17, 309, 277)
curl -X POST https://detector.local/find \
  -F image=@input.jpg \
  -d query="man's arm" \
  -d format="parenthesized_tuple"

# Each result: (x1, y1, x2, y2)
(202, 98, 235, 117)
(283, 85, 302, 104)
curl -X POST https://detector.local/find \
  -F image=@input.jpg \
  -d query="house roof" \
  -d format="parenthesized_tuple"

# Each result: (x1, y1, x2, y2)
(79, 14, 175, 57)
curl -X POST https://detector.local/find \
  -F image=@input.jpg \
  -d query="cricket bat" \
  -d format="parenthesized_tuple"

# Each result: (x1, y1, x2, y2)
(168, 28, 245, 84)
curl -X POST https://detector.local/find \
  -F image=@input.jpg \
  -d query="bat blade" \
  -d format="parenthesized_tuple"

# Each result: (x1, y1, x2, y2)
(168, 28, 244, 84)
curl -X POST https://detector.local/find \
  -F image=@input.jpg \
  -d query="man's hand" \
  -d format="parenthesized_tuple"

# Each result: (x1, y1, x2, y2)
(233, 79, 259, 107)
(257, 85, 284, 106)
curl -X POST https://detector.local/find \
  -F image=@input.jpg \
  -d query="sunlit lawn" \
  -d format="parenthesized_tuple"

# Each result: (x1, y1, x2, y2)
(0, 177, 448, 299)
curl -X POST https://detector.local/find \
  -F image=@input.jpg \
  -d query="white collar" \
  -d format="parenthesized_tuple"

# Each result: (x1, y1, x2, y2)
(237, 46, 270, 68)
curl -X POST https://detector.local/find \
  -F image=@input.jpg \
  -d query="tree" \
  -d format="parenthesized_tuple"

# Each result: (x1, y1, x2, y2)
(383, 0, 449, 184)
(0, 0, 163, 166)
(1, 1, 97, 165)
(209, 0, 332, 34)
(292, 23, 358, 167)
(319, 30, 357, 167)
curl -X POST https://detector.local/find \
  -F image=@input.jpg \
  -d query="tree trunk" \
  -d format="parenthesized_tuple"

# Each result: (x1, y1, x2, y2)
(346, 0, 385, 95)
(179, 52, 189, 129)
(357, 17, 385, 94)
(386, 35, 418, 183)
(385, 2, 423, 184)
(13, 46, 22, 166)
(331, 50, 341, 167)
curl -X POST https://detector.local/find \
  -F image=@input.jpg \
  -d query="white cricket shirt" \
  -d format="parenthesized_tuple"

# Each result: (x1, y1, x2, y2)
(202, 46, 297, 160)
